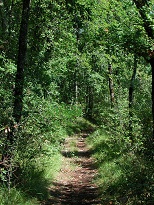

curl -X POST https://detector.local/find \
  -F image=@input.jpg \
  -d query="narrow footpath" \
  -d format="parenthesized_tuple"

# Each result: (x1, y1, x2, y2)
(44, 133, 101, 205)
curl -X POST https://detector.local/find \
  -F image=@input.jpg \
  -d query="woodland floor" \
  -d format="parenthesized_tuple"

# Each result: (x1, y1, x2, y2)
(42, 132, 102, 205)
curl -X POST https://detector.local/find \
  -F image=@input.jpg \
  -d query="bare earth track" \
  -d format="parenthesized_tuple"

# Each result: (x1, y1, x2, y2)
(43, 133, 101, 205)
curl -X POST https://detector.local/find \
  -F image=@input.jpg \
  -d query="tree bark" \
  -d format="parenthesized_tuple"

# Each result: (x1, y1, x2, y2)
(129, 55, 137, 140)
(85, 85, 94, 120)
(13, 0, 31, 124)
(150, 57, 154, 143)
(108, 63, 115, 108)
(1, 0, 31, 166)
(133, 0, 154, 144)
(133, 0, 153, 39)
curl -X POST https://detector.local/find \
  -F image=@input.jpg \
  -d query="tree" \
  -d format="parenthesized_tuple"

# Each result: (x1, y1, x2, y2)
(108, 63, 115, 108)
(133, 0, 154, 144)
(129, 54, 138, 139)
(1, 0, 31, 164)
(13, 0, 31, 124)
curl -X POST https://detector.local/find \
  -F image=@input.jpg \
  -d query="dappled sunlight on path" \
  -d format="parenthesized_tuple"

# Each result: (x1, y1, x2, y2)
(42, 133, 101, 205)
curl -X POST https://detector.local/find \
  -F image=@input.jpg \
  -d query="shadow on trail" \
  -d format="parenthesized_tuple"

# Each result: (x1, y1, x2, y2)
(43, 133, 101, 205)
(61, 149, 92, 158)
(46, 181, 100, 205)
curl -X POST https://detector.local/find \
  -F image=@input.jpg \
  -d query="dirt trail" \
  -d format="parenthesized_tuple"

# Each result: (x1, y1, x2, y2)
(44, 133, 101, 205)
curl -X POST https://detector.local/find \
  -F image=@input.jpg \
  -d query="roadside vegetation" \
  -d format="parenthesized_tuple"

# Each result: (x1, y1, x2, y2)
(0, 102, 83, 205)
(88, 129, 154, 205)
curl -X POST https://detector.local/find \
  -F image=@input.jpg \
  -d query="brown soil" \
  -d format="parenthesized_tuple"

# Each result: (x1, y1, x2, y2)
(43, 133, 102, 205)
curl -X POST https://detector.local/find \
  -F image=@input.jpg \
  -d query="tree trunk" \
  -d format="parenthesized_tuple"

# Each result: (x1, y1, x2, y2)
(133, 0, 154, 144)
(150, 57, 154, 144)
(85, 85, 93, 120)
(1, 0, 31, 165)
(129, 55, 137, 140)
(13, 0, 30, 124)
(133, 0, 153, 38)
(108, 63, 115, 108)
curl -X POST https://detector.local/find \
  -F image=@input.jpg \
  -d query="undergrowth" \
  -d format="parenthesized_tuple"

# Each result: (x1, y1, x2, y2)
(0, 142, 62, 205)
(87, 129, 154, 205)
(0, 101, 83, 205)
(0, 187, 38, 205)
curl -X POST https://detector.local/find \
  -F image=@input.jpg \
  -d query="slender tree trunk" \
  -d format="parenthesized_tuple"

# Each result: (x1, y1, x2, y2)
(75, 79, 78, 105)
(13, 0, 30, 124)
(133, 0, 154, 144)
(108, 63, 115, 108)
(129, 55, 137, 139)
(150, 57, 154, 143)
(72, 70, 79, 105)
(0, 1, 6, 41)
(1, 0, 31, 165)
(8, 0, 14, 54)
(133, 0, 153, 38)
(85, 85, 93, 120)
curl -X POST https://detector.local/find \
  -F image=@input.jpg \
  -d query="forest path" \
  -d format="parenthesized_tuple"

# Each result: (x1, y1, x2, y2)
(43, 132, 101, 205)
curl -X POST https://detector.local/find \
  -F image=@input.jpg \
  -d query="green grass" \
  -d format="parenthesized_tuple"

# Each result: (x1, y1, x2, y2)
(0, 142, 62, 205)
(0, 186, 39, 205)
(87, 129, 154, 205)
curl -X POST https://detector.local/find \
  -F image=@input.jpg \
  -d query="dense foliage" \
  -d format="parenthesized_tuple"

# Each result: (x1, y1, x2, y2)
(0, 0, 154, 204)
